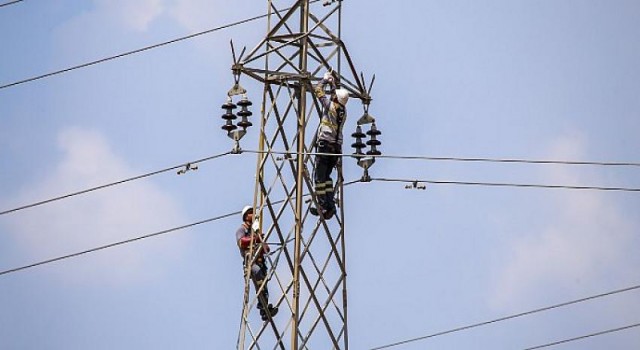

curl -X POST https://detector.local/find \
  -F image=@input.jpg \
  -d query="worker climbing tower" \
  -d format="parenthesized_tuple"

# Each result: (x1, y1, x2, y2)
(220, 1, 380, 348)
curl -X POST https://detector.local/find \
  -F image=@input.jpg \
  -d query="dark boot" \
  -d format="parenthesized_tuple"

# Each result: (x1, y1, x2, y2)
(260, 304, 278, 321)
(323, 207, 335, 220)
(310, 193, 327, 216)
(323, 191, 336, 219)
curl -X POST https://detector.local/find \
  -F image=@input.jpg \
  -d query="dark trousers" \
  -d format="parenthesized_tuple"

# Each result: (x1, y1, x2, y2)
(314, 141, 340, 210)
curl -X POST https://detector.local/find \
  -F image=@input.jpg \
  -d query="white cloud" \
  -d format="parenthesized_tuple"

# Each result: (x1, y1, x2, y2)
(52, 0, 231, 60)
(168, 0, 220, 33)
(96, 0, 165, 31)
(91, 0, 221, 33)
(1, 127, 187, 287)
(491, 133, 639, 310)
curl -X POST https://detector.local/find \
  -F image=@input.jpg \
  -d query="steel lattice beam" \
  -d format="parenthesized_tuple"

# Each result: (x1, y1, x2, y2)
(232, 1, 372, 349)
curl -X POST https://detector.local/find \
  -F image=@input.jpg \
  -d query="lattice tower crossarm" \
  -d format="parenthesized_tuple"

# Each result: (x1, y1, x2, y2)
(230, 1, 373, 349)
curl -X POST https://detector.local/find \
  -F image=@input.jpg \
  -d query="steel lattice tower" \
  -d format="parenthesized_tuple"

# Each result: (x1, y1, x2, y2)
(226, 1, 376, 348)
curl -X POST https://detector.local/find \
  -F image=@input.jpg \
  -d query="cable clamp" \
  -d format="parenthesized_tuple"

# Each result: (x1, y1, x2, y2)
(177, 163, 199, 175)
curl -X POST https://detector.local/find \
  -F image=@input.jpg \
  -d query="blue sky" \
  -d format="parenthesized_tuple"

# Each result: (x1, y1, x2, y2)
(1, 0, 639, 349)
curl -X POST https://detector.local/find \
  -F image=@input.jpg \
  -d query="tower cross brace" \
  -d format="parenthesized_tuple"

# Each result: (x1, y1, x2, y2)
(229, 1, 373, 348)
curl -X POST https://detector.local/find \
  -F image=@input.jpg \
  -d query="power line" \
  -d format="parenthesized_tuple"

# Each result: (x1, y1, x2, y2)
(371, 177, 640, 193)
(0, 151, 231, 216)
(522, 322, 640, 350)
(2, 149, 637, 218)
(375, 154, 640, 167)
(0, 0, 23, 8)
(0, 0, 321, 90)
(0, 179, 361, 277)
(0, 16, 260, 90)
(369, 283, 640, 349)
(243, 149, 640, 168)
(0, 211, 238, 277)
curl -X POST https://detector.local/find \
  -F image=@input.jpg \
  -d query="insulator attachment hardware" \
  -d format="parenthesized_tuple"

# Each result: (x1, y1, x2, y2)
(219, 92, 253, 153)
(365, 122, 382, 156)
(352, 124, 376, 182)
(219, 41, 254, 153)
(351, 87, 382, 181)
(221, 99, 238, 132)
(351, 125, 367, 159)
(236, 95, 253, 130)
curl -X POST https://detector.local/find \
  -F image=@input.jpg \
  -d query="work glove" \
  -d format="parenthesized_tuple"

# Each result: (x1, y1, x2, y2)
(322, 71, 334, 84)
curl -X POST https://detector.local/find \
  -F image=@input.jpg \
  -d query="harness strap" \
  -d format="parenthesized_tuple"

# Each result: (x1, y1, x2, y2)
(321, 119, 338, 129)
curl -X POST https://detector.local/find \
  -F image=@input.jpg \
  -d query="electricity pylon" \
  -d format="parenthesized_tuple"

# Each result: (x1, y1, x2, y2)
(222, 1, 378, 348)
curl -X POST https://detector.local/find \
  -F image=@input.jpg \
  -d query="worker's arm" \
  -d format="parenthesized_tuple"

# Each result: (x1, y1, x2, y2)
(238, 232, 263, 249)
(238, 237, 270, 255)
(315, 72, 334, 109)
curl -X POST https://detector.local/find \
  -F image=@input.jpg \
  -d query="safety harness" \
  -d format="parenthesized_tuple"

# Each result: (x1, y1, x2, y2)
(239, 225, 266, 264)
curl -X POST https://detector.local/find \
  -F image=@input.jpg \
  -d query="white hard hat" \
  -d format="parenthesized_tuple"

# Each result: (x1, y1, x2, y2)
(241, 206, 253, 221)
(335, 89, 349, 107)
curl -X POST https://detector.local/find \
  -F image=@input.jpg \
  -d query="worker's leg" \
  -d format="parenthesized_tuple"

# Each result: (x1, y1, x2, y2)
(314, 142, 332, 211)
(323, 143, 340, 214)
(252, 262, 278, 320)
(251, 262, 269, 309)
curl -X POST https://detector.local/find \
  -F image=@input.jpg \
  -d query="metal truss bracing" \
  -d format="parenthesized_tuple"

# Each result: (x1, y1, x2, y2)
(233, 1, 371, 349)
